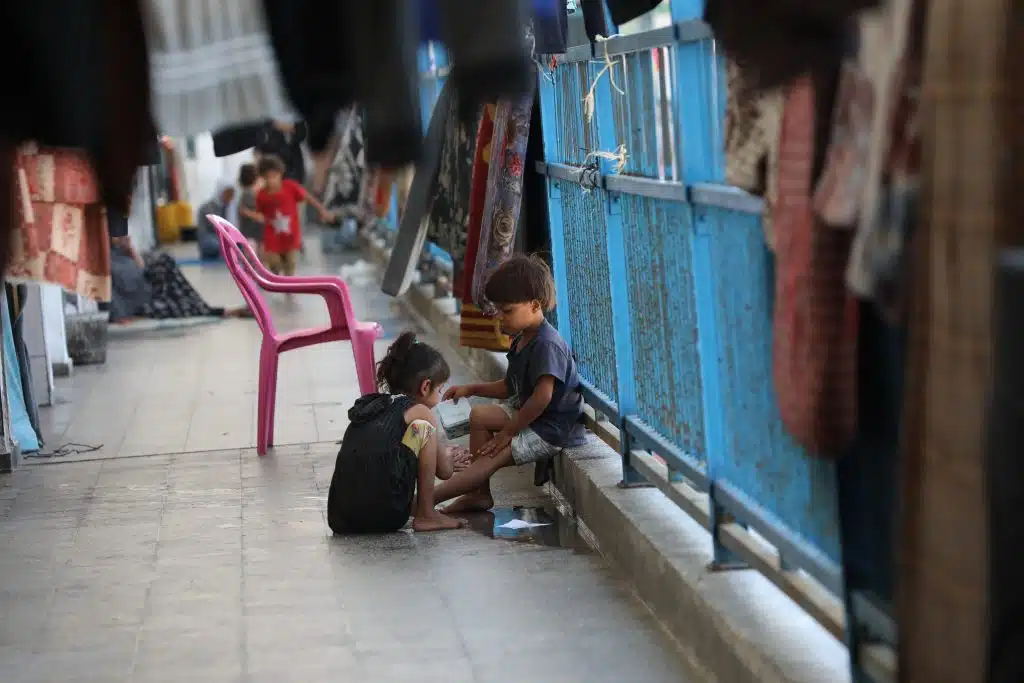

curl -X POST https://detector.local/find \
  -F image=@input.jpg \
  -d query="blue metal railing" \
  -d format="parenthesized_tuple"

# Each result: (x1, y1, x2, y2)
(406, 7, 896, 679)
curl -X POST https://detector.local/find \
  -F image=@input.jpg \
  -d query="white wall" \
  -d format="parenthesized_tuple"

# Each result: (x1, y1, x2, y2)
(182, 133, 255, 213)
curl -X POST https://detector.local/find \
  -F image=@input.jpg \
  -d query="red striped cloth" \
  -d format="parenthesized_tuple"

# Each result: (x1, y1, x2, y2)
(771, 76, 859, 457)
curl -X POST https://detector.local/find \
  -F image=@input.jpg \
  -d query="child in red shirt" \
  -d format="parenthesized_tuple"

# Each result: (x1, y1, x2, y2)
(253, 155, 334, 275)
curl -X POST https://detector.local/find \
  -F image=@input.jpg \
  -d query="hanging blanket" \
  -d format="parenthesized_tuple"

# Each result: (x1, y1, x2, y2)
(771, 76, 859, 458)
(426, 90, 478, 291)
(8, 145, 111, 301)
(142, 0, 293, 136)
(469, 86, 536, 311)
(323, 107, 369, 222)
(459, 104, 511, 351)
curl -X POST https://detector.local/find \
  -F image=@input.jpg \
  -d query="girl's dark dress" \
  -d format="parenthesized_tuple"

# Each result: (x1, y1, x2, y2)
(327, 393, 418, 533)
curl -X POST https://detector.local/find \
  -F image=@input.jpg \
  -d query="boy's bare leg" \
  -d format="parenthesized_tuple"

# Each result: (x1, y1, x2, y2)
(442, 404, 510, 513)
(412, 428, 465, 532)
(436, 447, 514, 510)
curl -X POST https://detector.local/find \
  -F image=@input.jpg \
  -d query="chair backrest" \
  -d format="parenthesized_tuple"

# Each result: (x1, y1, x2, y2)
(207, 214, 364, 338)
(206, 215, 276, 336)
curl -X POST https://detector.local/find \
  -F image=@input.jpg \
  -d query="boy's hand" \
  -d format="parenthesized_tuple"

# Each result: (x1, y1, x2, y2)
(318, 208, 337, 224)
(447, 445, 473, 472)
(476, 430, 513, 458)
(443, 385, 472, 403)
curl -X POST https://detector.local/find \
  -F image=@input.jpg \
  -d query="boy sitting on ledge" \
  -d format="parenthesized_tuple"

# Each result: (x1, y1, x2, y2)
(437, 254, 587, 512)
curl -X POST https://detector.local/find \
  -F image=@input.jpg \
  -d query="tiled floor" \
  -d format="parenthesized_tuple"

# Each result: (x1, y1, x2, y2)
(0, 445, 693, 683)
(1, 233, 698, 682)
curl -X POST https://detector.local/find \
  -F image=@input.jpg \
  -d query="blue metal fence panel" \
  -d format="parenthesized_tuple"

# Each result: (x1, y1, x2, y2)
(611, 52, 660, 177)
(698, 203, 841, 562)
(556, 180, 618, 403)
(621, 194, 706, 463)
(551, 62, 601, 166)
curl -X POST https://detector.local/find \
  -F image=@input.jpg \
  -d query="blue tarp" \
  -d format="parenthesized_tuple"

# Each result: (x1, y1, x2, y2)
(2, 296, 39, 452)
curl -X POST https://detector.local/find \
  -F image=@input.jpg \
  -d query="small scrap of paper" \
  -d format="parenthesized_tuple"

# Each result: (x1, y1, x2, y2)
(497, 519, 552, 530)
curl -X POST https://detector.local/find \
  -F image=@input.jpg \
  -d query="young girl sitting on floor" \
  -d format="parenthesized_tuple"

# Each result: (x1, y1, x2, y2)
(327, 331, 470, 533)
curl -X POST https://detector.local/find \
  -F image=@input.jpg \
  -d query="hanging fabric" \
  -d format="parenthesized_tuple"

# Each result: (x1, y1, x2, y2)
(8, 145, 112, 301)
(380, 80, 455, 297)
(724, 59, 784, 249)
(703, 0, 874, 91)
(459, 104, 509, 351)
(142, 0, 294, 137)
(5, 0, 156, 212)
(841, 1, 921, 322)
(771, 76, 859, 458)
(469, 86, 537, 312)
(0, 294, 39, 453)
(425, 86, 478, 292)
(6, 285, 42, 447)
(323, 108, 367, 220)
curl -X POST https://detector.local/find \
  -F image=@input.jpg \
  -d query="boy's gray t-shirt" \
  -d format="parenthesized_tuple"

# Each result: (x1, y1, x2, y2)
(238, 189, 263, 241)
(505, 320, 587, 448)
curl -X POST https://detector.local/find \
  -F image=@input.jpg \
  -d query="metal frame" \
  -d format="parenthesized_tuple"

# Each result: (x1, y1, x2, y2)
(535, 161, 688, 201)
(558, 19, 713, 63)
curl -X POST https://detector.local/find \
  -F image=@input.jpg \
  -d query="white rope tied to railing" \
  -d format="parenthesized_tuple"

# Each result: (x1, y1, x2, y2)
(576, 144, 629, 194)
(583, 35, 626, 123)
(584, 144, 629, 175)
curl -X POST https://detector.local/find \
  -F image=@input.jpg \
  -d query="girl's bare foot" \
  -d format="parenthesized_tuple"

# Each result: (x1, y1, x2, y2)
(443, 492, 494, 514)
(412, 511, 466, 532)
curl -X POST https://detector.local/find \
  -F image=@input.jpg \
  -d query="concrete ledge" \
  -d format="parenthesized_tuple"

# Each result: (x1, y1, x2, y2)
(358, 237, 849, 683)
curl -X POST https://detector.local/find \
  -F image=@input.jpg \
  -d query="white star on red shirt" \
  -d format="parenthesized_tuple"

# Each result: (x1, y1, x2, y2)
(270, 211, 291, 235)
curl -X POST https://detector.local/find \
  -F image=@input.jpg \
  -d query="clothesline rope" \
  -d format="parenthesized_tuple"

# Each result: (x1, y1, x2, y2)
(583, 35, 626, 124)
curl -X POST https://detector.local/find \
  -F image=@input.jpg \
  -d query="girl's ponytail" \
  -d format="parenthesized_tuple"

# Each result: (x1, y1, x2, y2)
(375, 330, 450, 395)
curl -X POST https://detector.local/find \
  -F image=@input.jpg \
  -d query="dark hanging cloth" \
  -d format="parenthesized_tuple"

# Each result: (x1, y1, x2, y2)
(107, 206, 129, 239)
(261, 0, 533, 166)
(381, 79, 456, 297)
(988, 251, 1024, 682)
(1, 0, 156, 273)
(604, 0, 662, 26)
(580, 0, 610, 40)
(522, 90, 552, 259)
(531, 0, 570, 54)
(212, 123, 267, 158)
(327, 393, 418, 534)
(425, 90, 478, 290)
(255, 122, 308, 184)
(703, 0, 876, 91)
(211, 121, 308, 184)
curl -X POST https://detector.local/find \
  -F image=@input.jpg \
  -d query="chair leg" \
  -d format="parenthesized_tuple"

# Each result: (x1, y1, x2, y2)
(265, 354, 279, 448)
(352, 332, 378, 396)
(257, 346, 280, 455)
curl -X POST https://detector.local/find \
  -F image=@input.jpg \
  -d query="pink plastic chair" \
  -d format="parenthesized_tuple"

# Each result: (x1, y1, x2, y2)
(207, 215, 382, 455)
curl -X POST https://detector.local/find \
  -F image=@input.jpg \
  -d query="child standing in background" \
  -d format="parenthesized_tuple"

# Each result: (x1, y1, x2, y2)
(235, 163, 264, 253)
(254, 155, 334, 275)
